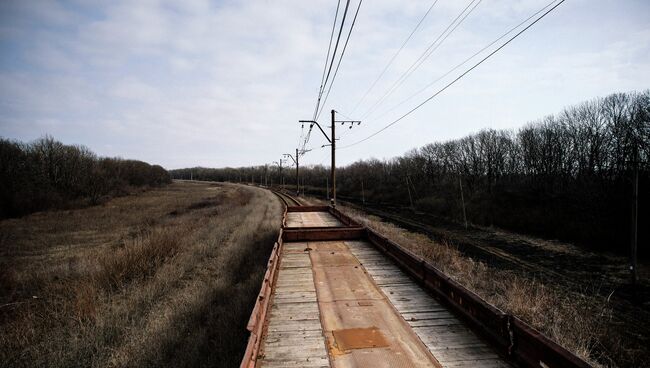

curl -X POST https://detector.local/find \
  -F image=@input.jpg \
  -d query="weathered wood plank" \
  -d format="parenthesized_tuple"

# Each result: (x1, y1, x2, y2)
(259, 251, 329, 368)
(347, 240, 511, 368)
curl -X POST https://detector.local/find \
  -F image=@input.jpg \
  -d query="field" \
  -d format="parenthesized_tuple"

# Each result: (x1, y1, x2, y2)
(0, 181, 282, 367)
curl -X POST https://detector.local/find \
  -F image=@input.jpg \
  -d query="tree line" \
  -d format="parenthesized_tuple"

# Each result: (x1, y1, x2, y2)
(171, 90, 649, 254)
(0, 135, 171, 218)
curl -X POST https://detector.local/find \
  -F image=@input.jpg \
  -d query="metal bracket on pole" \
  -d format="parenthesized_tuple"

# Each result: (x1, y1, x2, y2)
(298, 113, 361, 208)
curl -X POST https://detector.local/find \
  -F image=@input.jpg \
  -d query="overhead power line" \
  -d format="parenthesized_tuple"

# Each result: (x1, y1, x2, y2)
(371, 0, 561, 121)
(303, 0, 351, 155)
(360, 0, 483, 121)
(302, 0, 343, 155)
(312, 0, 351, 121)
(348, 0, 440, 115)
(316, 0, 363, 120)
(313, 0, 342, 120)
(339, 0, 566, 150)
(314, 0, 341, 118)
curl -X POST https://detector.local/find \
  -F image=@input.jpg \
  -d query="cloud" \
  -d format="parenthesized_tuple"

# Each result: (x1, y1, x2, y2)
(0, 0, 649, 169)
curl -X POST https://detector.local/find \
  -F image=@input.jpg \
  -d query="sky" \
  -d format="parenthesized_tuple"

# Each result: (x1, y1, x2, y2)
(0, 0, 649, 169)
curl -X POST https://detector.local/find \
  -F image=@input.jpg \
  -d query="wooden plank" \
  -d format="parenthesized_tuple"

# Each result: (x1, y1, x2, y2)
(259, 250, 329, 368)
(408, 318, 465, 328)
(346, 240, 511, 368)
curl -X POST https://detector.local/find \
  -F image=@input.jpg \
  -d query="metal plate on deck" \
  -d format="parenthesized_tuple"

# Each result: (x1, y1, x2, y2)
(310, 240, 441, 368)
(332, 327, 389, 350)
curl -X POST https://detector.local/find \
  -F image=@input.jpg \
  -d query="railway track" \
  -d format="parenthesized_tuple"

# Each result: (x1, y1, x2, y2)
(350, 203, 567, 281)
(241, 189, 593, 368)
(271, 189, 302, 207)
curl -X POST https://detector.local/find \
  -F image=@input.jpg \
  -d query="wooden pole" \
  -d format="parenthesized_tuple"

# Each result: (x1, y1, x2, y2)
(631, 150, 639, 287)
(459, 176, 468, 229)
(331, 109, 336, 207)
(326, 176, 329, 200)
(405, 176, 414, 210)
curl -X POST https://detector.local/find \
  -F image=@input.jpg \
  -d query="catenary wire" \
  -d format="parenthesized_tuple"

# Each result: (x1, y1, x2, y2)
(312, 0, 351, 121)
(302, 1, 343, 155)
(360, 0, 482, 121)
(369, 0, 560, 122)
(348, 0, 440, 115)
(312, 0, 342, 120)
(316, 0, 364, 120)
(339, 0, 566, 149)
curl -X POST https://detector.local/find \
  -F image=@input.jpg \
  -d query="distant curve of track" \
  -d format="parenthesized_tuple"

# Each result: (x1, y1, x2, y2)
(270, 189, 302, 207)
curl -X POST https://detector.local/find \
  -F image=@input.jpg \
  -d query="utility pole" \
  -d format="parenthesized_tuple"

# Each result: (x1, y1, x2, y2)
(405, 174, 418, 210)
(273, 159, 285, 190)
(300, 110, 360, 208)
(407, 174, 418, 199)
(331, 109, 336, 207)
(630, 148, 639, 287)
(361, 179, 365, 208)
(459, 176, 468, 229)
(405, 176, 414, 210)
(283, 151, 299, 196)
(326, 176, 329, 200)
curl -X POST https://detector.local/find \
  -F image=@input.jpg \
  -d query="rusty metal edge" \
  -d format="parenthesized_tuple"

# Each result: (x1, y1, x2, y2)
(510, 316, 592, 368)
(282, 227, 365, 242)
(328, 210, 593, 368)
(240, 209, 287, 368)
(286, 205, 330, 212)
(328, 207, 362, 227)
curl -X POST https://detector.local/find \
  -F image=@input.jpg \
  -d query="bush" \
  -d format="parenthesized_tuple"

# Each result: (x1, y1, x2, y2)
(0, 135, 171, 218)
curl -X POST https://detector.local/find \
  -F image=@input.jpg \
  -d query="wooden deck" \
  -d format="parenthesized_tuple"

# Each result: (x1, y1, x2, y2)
(257, 211, 509, 368)
(286, 211, 343, 227)
(257, 249, 329, 367)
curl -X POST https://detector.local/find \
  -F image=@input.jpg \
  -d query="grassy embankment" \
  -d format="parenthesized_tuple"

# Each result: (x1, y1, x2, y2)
(0, 181, 281, 368)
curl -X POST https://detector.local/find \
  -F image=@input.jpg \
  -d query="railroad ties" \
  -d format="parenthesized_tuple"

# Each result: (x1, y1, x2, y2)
(253, 206, 510, 368)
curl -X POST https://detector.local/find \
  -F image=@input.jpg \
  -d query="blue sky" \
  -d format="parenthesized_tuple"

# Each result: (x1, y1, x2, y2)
(1, 0, 649, 169)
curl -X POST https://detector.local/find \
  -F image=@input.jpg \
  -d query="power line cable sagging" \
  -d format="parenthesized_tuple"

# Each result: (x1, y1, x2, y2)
(313, 0, 343, 121)
(302, 0, 363, 155)
(348, 0, 441, 115)
(316, 0, 363, 120)
(359, 0, 484, 121)
(312, 0, 351, 122)
(340, 0, 566, 149)
(371, 0, 562, 121)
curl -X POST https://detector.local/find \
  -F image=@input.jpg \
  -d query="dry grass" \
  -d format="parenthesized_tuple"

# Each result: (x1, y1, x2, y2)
(0, 181, 282, 367)
(333, 204, 642, 368)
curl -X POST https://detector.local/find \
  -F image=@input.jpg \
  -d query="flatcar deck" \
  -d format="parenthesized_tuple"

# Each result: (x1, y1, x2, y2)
(255, 209, 509, 368)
